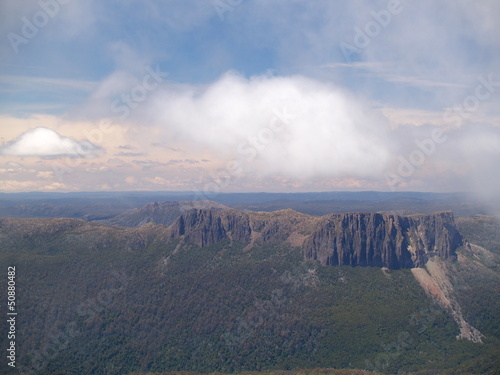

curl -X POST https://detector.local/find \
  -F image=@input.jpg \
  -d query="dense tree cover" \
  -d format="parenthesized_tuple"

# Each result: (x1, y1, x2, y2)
(125, 370, 383, 375)
(456, 215, 500, 256)
(0, 217, 498, 375)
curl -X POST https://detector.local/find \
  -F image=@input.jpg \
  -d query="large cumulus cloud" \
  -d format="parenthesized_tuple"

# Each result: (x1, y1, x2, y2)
(147, 72, 391, 179)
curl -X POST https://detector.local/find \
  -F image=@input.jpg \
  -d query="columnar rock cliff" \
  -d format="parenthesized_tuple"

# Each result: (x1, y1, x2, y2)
(169, 209, 464, 269)
(304, 212, 463, 269)
(170, 208, 252, 246)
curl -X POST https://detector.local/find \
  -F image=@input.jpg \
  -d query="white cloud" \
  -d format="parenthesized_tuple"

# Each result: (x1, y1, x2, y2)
(380, 107, 447, 128)
(36, 171, 54, 179)
(0, 179, 70, 192)
(144, 72, 391, 179)
(0, 127, 100, 157)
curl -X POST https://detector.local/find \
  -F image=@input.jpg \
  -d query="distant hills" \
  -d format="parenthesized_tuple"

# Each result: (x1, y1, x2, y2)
(0, 191, 497, 220)
(99, 200, 230, 227)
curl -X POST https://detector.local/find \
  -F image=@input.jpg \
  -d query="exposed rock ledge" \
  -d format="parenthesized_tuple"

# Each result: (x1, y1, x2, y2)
(170, 209, 464, 269)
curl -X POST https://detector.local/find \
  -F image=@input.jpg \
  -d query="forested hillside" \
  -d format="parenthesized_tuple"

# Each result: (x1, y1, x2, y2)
(0, 212, 498, 375)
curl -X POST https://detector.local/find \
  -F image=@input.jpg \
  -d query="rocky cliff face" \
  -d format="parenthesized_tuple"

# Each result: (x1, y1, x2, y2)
(170, 208, 252, 247)
(304, 212, 463, 269)
(169, 209, 464, 269)
(169, 208, 316, 247)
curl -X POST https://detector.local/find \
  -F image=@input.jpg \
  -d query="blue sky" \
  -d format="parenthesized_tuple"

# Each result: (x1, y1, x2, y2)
(0, 0, 499, 197)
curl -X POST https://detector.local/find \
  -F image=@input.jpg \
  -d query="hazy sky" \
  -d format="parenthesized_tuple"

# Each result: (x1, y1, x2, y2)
(0, 0, 499, 196)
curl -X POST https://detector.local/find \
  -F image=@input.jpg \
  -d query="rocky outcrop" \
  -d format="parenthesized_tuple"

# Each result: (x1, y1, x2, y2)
(170, 209, 252, 247)
(169, 208, 318, 247)
(304, 212, 462, 269)
(169, 209, 464, 269)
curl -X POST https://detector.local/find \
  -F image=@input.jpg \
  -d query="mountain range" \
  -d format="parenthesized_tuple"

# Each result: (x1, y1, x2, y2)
(0, 200, 498, 375)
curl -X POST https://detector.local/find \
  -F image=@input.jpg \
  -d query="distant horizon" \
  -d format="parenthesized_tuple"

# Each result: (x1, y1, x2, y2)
(0, 189, 476, 196)
(1, 1, 499, 199)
